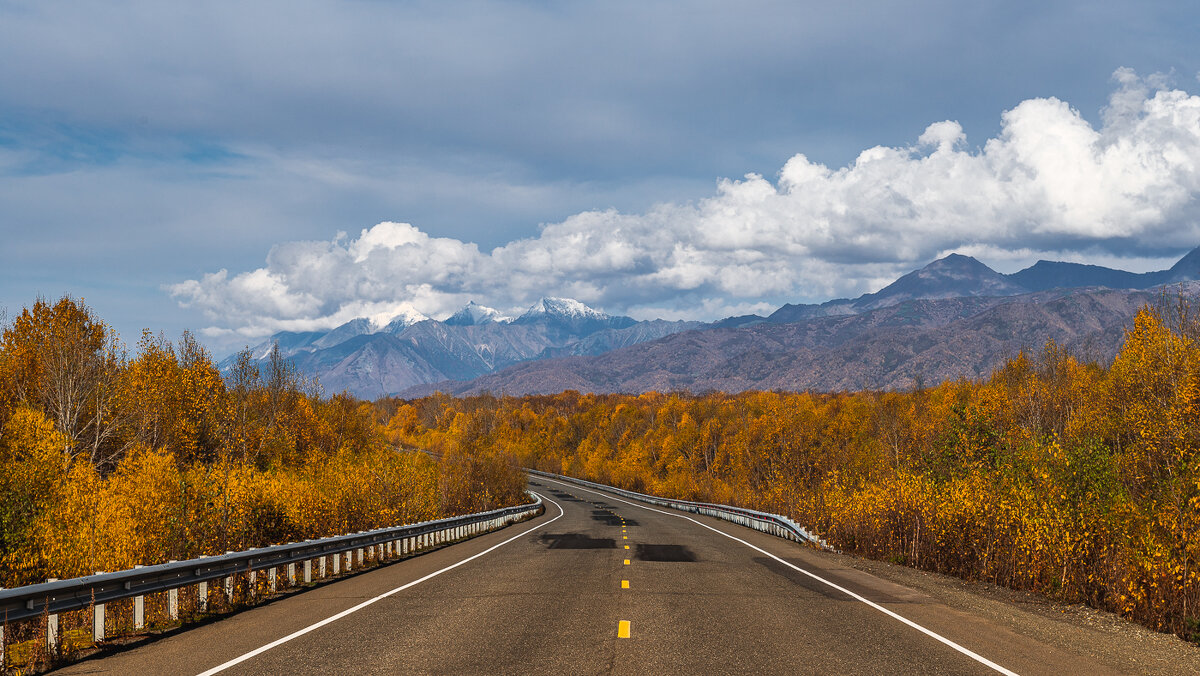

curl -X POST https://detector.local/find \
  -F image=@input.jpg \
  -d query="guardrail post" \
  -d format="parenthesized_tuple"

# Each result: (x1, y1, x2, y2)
(93, 571, 106, 642)
(46, 577, 59, 653)
(198, 581, 208, 612)
(303, 559, 312, 583)
(269, 567, 277, 593)
(289, 562, 297, 585)
(332, 552, 340, 575)
(133, 565, 145, 630)
(248, 570, 257, 600)
(319, 556, 326, 579)
(167, 561, 178, 621)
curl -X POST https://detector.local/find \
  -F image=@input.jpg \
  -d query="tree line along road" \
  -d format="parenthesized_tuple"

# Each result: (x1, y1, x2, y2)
(58, 476, 1200, 675)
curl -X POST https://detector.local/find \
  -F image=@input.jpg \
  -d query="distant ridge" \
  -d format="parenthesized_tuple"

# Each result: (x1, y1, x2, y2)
(224, 247, 1200, 399)
(769, 246, 1200, 324)
(221, 297, 689, 398)
(402, 285, 1191, 398)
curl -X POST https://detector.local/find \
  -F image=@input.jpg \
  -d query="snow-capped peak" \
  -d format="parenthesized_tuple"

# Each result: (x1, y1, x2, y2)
(382, 306, 431, 333)
(445, 301, 511, 326)
(518, 297, 608, 321)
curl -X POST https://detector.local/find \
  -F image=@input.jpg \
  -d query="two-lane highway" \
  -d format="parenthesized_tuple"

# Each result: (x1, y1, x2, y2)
(59, 477, 1171, 674)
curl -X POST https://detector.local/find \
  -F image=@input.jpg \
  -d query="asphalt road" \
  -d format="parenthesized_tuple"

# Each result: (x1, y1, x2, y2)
(58, 476, 1133, 675)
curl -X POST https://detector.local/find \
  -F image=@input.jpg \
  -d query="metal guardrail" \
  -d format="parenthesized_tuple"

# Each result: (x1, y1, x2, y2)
(527, 469, 830, 550)
(0, 495, 543, 625)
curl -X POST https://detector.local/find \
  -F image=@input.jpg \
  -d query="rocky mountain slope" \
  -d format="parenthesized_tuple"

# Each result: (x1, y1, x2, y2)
(402, 286, 1177, 397)
(225, 298, 698, 398)
(227, 247, 1200, 398)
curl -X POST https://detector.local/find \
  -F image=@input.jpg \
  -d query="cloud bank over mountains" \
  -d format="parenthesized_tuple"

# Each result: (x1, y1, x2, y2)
(172, 70, 1200, 339)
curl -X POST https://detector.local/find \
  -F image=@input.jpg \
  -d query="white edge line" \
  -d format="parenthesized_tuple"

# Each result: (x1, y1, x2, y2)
(535, 476, 1019, 676)
(196, 493, 564, 676)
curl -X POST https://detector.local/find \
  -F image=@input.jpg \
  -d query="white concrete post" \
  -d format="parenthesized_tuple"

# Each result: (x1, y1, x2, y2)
(93, 571, 105, 642)
(133, 565, 145, 630)
(332, 553, 340, 575)
(319, 556, 327, 579)
(198, 581, 208, 612)
(46, 578, 59, 653)
(248, 570, 257, 599)
(357, 548, 363, 567)
(288, 562, 296, 585)
(166, 562, 178, 621)
(304, 559, 312, 583)
(269, 567, 277, 593)
(225, 552, 235, 603)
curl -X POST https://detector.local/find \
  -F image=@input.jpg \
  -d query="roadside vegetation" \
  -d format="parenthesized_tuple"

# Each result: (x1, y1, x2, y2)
(388, 297, 1200, 641)
(0, 297, 525, 591)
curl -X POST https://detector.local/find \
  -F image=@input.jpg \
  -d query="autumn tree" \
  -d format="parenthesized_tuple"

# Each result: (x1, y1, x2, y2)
(0, 297, 126, 469)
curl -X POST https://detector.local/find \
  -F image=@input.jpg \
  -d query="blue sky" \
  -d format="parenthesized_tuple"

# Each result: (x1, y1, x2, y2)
(2, 1, 1200, 354)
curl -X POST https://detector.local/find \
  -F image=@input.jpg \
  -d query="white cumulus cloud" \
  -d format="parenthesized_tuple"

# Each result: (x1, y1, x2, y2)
(172, 70, 1200, 338)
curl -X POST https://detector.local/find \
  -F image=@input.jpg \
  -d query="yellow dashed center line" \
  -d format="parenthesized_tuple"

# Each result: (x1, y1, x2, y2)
(618, 620, 631, 638)
(624, 545, 629, 549)
(621, 580, 629, 589)
(624, 559, 630, 565)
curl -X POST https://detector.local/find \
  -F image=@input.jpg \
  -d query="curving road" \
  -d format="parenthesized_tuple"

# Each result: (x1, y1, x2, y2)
(58, 476, 1172, 675)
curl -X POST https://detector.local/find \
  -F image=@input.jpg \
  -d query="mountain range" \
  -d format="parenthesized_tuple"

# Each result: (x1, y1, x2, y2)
(225, 296, 700, 398)
(229, 247, 1200, 398)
